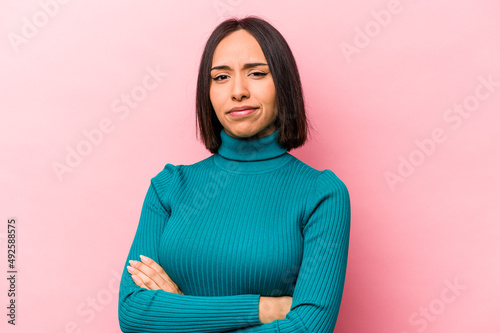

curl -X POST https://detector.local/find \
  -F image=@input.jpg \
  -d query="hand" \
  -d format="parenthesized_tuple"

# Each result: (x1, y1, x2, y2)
(127, 255, 184, 295)
(258, 296, 293, 324)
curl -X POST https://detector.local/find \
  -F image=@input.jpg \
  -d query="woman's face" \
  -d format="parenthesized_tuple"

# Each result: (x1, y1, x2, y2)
(209, 29, 278, 139)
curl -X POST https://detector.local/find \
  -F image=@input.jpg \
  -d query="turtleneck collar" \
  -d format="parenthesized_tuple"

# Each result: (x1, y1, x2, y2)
(213, 128, 293, 173)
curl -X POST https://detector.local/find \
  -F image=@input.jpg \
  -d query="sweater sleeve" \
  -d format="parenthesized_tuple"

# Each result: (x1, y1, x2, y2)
(118, 167, 262, 333)
(231, 170, 351, 333)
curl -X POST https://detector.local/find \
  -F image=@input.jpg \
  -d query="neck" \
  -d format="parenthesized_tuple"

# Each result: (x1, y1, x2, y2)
(213, 128, 293, 173)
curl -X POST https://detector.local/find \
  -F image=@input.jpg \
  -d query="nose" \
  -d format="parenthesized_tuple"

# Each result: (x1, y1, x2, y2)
(231, 74, 249, 101)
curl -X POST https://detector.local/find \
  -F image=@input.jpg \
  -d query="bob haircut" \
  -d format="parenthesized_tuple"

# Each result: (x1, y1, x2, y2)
(196, 16, 308, 153)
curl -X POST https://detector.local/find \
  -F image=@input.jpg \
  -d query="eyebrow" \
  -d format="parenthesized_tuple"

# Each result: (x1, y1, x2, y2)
(210, 62, 268, 71)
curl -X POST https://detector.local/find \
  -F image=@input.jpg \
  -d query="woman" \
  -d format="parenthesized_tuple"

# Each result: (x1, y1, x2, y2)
(118, 16, 350, 332)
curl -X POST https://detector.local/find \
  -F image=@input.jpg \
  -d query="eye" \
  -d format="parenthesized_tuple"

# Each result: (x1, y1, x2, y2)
(213, 75, 229, 82)
(249, 72, 269, 78)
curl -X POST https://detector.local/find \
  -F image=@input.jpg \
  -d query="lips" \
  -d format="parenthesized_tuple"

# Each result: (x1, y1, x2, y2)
(227, 106, 258, 118)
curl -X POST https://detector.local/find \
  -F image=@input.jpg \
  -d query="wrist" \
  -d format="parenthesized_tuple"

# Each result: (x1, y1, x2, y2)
(258, 296, 276, 324)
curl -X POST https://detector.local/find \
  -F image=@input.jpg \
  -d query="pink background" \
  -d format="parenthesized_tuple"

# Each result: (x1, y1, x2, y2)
(1, 0, 499, 332)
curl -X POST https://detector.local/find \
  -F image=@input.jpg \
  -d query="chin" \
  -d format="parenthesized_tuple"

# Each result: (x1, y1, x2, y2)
(223, 125, 252, 137)
(225, 121, 275, 139)
(229, 130, 257, 139)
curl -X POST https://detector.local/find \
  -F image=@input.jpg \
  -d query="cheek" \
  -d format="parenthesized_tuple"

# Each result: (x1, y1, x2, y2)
(260, 82, 277, 110)
(251, 80, 275, 104)
(209, 87, 229, 125)
(209, 87, 222, 112)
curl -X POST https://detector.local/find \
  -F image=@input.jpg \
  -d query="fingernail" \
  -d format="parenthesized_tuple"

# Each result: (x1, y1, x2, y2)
(140, 255, 150, 263)
(131, 275, 140, 282)
(127, 265, 135, 273)
(129, 260, 139, 267)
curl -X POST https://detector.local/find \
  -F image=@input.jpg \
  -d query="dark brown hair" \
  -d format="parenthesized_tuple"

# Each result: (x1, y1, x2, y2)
(196, 16, 308, 153)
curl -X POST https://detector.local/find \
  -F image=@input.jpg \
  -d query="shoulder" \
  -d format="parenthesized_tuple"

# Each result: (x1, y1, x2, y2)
(302, 168, 350, 229)
(315, 169, 349, 199)
(150, 155, 214, 192)
(287, 155, 349, 195)
(291, 153, 349, 206)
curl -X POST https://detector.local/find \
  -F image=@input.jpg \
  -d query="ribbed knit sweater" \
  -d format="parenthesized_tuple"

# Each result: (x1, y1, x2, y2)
(118, 128, 350, 333)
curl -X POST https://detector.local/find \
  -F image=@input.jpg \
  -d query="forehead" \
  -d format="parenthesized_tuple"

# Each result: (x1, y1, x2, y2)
(212, 30, 266, 65)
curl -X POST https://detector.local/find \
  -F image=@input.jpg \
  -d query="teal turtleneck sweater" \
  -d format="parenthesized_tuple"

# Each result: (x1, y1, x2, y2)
(118, 129, 350, 333)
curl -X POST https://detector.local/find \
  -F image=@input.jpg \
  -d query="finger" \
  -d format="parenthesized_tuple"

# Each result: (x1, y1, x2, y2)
(140, 255, 181, 291)
(128, 269, 150, 290)
(129, 259, 167, 289)
(132, 256, 178, 290)
(129, 256, 183, 294)
(128, 265, 161, 290)
(139, 255, 174, 283)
